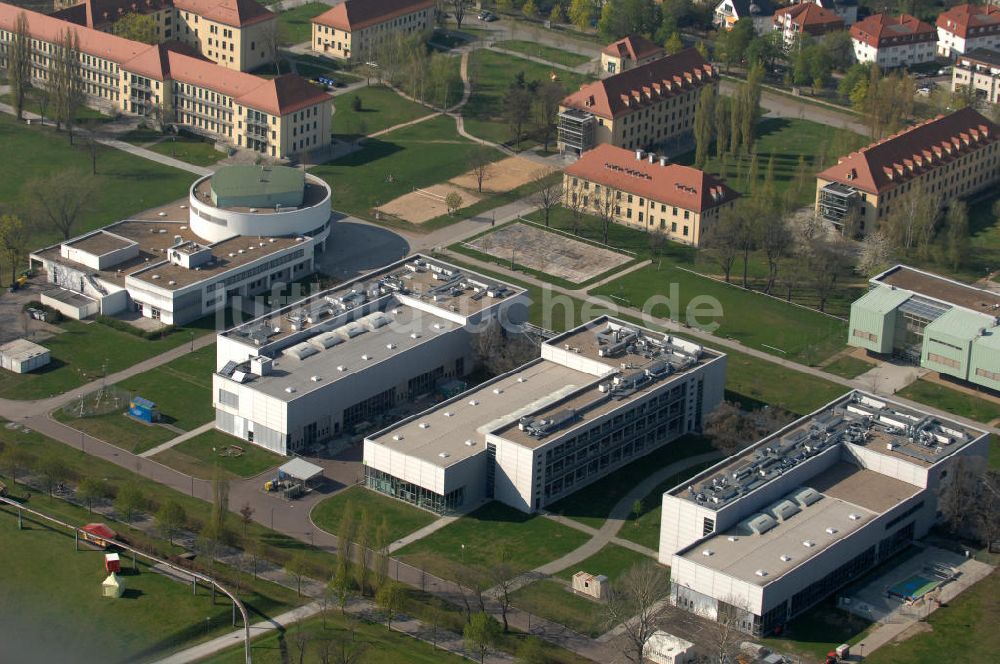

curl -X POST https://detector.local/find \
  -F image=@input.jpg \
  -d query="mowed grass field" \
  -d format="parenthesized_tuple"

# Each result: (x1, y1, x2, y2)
(675, 117, 868, 209)
(396, 501, 589, 585)
(591, 264, 849, 365)
(310, 116, 504, 219)
(495, 40, 593, 68)
(310, 486, 437, 545)
(0, 321, 206, 401)
(464, 50, 591, 147)
(153, 429, 284, 479)
(897, 379, 1000, 425)
(278, 2, 329, 45)
(331, 85, 432, 138)
(0, 114, 193, 249)
(0, 505, 297, 664)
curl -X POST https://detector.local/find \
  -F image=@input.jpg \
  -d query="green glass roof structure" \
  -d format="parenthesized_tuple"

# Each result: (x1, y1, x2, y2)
(210, 165, 305, 209)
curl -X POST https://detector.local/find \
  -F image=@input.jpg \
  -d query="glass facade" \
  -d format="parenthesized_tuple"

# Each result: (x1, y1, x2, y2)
(364, 466, 465, 515)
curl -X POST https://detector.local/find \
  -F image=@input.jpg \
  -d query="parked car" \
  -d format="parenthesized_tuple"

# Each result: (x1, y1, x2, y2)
(478, 10, 497, 21)
(917, 86, 932, 96)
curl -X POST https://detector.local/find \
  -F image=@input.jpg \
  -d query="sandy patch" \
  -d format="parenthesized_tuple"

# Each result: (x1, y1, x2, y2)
(449, 156, 556, 194)
(378, 184, 482, 224)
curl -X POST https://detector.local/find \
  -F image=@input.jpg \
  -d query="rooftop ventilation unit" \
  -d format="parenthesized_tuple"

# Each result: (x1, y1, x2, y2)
(285, 387, 296, 393)
(419, 423, 430, 429)
(755, 570, 768, 577)
(702, 549, 714, 557)
(802, 540, 816, 548)
(310, 376, 321, 382)
(443, 412, 454, 417)
(469, 399, 479, 406)
(493, 388, 503, 395)
(465, 440, 476, 446)
(727, 536, 738, 542)
(745, 513, 777, 536)
(849, 513, 862, 521)
(780, 555, 792, 562)
(337, 365, 346, 372)
(392, 435, 403, 441)
(438, 452, 449, 458)
(825, 527, 838, 535)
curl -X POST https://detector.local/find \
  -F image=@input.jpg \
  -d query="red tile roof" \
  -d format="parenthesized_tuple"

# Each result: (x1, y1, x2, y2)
(560, 48, 715, 120)
(0, 3, 326, 116)
(312, 0, 433, 32)
(817, 108, 999, 195)
(52, 0, 172, 29)
(602, 34, 664, 61)
(773, 3, 843, 33)
(565, 144, 740, 213)
(937, 4, 1000, 39)
(850, 13, 936, 49)
(172, 0, 275, 27)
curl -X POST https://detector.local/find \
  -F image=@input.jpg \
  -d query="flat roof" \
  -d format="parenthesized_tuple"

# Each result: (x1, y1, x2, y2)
(874, 265, 1000, 315)
(65, 230, 136, 256)
(0, 338, 49, 361)
(672, 391, 984, 508)
(369, 359, 596, 467)
(853, 286, 912, 315)
(211, 165, 304, 198)
(195, 173, 327, 214)
(42, 287, 97, 307)
(279, 457, 323, 481)
(222, 255, 524, 348)
(678, 463, 920, 586)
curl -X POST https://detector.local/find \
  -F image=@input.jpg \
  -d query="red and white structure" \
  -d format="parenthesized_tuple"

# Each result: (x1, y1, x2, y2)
(851, 14, 937, 68)
(936, 3, 1000, 59)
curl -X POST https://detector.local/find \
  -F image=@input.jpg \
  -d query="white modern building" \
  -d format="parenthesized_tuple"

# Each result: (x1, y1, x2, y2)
(713, 0, 776, 36)
(0, 339, 50, 374)
(937, 3, 1000, 59)
(952, 48, 1000, 104)
(851, 14, 937, 68)
(659, 391, 989, 636)
(364, 317, 727, 514)
(211, 256, 529, 458)
(30, 165, 331, 326)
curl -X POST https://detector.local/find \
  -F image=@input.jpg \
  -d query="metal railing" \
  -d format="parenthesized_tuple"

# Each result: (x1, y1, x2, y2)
(0, 495, 253, 664)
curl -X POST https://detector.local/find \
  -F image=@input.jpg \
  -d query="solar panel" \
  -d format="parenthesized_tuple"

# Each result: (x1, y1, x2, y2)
(898, 296, 949, 321)
(219, 360, 238, 377)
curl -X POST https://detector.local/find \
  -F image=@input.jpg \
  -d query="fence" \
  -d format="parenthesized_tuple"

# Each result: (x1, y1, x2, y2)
(515, 215, 638, 257)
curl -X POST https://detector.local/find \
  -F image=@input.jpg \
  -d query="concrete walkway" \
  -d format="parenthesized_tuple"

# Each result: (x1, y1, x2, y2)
(488, 45, 594, 75)
(387, 514, 462, 554)
(139, 420, 216, 458)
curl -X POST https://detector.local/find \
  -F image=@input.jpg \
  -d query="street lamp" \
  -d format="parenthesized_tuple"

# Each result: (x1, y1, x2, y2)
(859, 643, 865, 660)
(460, 543, 465, 565)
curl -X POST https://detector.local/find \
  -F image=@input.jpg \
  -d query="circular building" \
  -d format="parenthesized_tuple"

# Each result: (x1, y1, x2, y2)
(189, 165, 332, 244)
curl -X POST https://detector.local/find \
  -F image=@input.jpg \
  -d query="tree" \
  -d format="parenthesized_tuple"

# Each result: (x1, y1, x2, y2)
(663, 31, 683, 55)
(714, 96, 729, 160)
(464, 612, 501, 664)
(0, 445, 35, 485)
(705, 401, 794, 456)
(604, 562, 670, 664)
(445, 191, 464, 215)
(375, 581, 404, 628)
(51, 28, 84, 142)
(112, 12, 157, 44)
(259, 16, 285, 76)
(287, 552, 311, 597)
(857, 229, 893, 277)
(938, 458, 1000, 549)
(569, 0, 594, 30)
(156, 500, 187, 545)
(34, 83, 52, 125)
(590, 185, 617, 246)
(81, 118, 104, 175)
(565, 182, 588, 236)
(806, 235, 852, 313)
(76, 477, 108, 514)
(549, 3, 566, 24)
(450, 0, 470, 29)
(8, 11, 32, 122)
(883, 183, 936, 253)
(473, 319, 538, 375)
(534, 79, 566, 152)
(705, 595, 755, 664)
(467, 146, 493, 193)
(503, 83, 533, 151)
(204, 469, 231, 544)
(114, 482, 147, 524)
(330, 563, 355, 614)
(489, 545, 517, 632)
(238, 502, 255, 536)
(700, 206, 741, 283)
(943, 201, 969, 271)
(693, 85, 716, 168)
(38, 457, 71, 496)
(373, 517, 390, 590)
(530, 177, 562, 227)
(24, 170, 94, 240)
(757, 211, 789, 294)
(521, 0, 538, 18)
(355, 508, 373, 595)
(0, 214, 29, 284)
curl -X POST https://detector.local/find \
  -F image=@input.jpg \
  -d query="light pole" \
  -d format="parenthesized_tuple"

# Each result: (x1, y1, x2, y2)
(859, 642, 865, 660)
(460, 543, 465, 565)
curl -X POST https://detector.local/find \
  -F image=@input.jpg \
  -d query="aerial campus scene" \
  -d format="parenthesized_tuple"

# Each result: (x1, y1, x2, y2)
(2, 0, 1000, 663)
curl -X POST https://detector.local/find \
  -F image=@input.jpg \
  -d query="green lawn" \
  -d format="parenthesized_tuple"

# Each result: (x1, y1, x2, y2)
(396, 501, 589, 585)
(0, 113, 193, 250)
(54, 409, 176, 455)
(824, 355, 875, 379)
(0, 501, 297, 664)
(201, 609, 466, 664)
(0, 321, 208, 401)
(676, 118, 868, 209)
(278, 2, 329, 45)
(464, 50, 591, 148)
(592, 264, 849, 365)
(896, 379, 1000, 424)
(724, 348, 849, 414)
(332, 85, 432, 138)
(147, 134, 223, 166)
(310, 486, 437, 545)
(548, 435, 715, 530)
(310, 116, 504, 220)
(901, 191, 1000, 284)
(153, 429, 284, 480)
(2, 91, 112, 122)
(495, 40, 592, 68)
(862, 570, 1000, 664)
(118, 343, 216, 430)
(617, 459, 720, 550)
(762, 599, 876, 662)
(552, 543, 653, 581)
(510, 579, 611, 637)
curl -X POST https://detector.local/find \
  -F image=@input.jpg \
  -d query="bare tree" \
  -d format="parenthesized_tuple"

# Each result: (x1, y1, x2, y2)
(857, 229, 893, 277)
(564, 184, 588, 236)
(0, 213, 29, 284)
(604, 561, 671, 664)
(82, 119, 104, 175)
(473, 319, 538, 375)
(450, 0, 470, 29)
(589, 186, 617, 246)
(52, 28, 84, 142)
(8, 11, 32, 122)
(704, 595, 755, 664)
(467, 146, 493, 193)
(705, 402, 794, 456)
(529, 176, 562, 227)
(757, 213, 790, 294)
(700, 207, 741, 283)
(260, 11, 285, 76)
(534, 79, 565, 152)
(489, 546, 517, 632)
(806, 235, 852, 313)
(239, 501, 255, 536)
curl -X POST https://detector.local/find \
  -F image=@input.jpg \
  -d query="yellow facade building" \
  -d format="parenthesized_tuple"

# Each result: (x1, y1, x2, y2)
(562, 144, 740, 247)
(815, 108, 999, 234)
(558, 48, 717, 156)
(310, 0, 433, 63)
(0, 2, 330, 160)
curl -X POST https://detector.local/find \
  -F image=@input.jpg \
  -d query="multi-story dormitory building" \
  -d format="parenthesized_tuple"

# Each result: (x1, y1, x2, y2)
(310, 0, 433, 63)
(562, 144, 740, 247)
(0, 3, 331, 159)
(51, 0, 277, 72)
(557, 48, 717, 156)
(814, 107, 1000, 233)
(661, 391, 989, 637)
